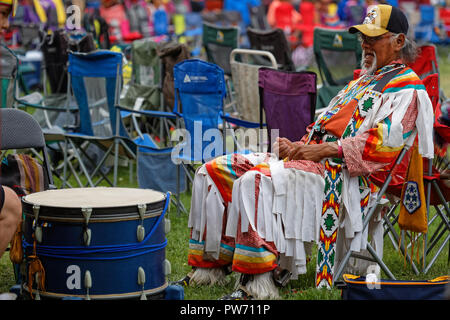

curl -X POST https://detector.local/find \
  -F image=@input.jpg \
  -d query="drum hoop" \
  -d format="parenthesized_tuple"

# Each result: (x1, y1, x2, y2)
(21, 198, 167, 222)
(22, 282, 168, 300)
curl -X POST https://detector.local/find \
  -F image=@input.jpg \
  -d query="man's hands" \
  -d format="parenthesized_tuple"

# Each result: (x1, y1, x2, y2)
(272, 137, 295, 159)
(288, 142, 339, 162)
(272, 137, 340, 162)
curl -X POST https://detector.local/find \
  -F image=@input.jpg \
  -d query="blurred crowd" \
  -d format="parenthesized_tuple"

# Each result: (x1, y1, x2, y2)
(5, 0, 450, 51)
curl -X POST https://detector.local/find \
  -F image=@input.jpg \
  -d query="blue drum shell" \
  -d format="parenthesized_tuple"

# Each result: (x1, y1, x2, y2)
(22, 197, 168, 299)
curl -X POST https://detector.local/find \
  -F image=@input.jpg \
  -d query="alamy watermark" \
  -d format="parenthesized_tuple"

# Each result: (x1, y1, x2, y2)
(65, 5, 82, 30)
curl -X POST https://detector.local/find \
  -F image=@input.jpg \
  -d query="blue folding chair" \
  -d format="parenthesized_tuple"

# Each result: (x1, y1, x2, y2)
(65, 50, 186, 197)
(166, 59, 229, 214)
(63, 50, 132, 187)
(415, 5, 441, 44)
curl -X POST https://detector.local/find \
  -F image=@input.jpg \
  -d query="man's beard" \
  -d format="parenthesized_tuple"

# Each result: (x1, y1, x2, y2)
(360, 51, 377, 75)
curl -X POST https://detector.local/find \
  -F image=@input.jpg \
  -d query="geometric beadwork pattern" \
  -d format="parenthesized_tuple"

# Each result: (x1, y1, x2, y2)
(402, 181, 421, 214)
(316, 159, 343, 289)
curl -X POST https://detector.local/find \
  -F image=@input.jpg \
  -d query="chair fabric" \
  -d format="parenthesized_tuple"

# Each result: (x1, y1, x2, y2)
(414, 5, 441, 44)
(229, 48, 278, 124)
(258, 67, 317, 151)
(247, 27, 295, 71)
(313, 27, 362, 110)
(0, 108, 54, 187)
(173, 59, 226, 163)
(202, 22, 239, 76)
(408, 44, 439, 80)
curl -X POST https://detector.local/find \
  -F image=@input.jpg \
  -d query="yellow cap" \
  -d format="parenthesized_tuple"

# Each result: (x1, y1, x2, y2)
(349, 5, 409, 37)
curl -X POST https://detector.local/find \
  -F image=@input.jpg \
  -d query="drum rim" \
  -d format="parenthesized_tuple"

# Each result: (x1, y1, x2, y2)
(22, 194, 167, 222)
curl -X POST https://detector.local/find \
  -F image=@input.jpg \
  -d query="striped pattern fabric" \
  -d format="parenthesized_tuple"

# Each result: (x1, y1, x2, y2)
(232, 244, 277, 274)
(188, 239, 234, 269)
(382, 68, 426, 93)
(205, 153, 254, 203)
(0, 154, 46, 197)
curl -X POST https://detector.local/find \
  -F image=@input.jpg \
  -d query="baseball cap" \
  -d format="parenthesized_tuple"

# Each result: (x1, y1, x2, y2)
(349, 4, 409, 37)
(0, 0, 17, 17)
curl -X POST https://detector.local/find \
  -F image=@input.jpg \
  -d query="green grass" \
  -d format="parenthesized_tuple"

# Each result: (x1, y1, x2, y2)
(1, 45, 450, 299)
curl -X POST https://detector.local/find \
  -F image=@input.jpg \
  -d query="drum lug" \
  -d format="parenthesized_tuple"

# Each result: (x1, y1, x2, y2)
(83, 228, 92, 246)
(137, 204, 146, 220)
(137, 204, 146, 242)
(33, 205, 42, 243)
(81, 207, 92, 225)
(33, 205, 40, 220)
(84, 270, 92, 300)
(137, 267, 147, 300)
(137, 225, 145, 242)
(82, 208, 92, 246)
(164, 259, 171, 276)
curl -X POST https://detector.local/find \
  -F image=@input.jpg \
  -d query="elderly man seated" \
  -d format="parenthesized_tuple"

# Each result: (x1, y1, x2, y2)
(175, 4, 435, 299)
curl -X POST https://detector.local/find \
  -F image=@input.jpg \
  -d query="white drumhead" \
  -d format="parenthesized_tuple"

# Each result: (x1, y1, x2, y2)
(23, 187, 166, 208)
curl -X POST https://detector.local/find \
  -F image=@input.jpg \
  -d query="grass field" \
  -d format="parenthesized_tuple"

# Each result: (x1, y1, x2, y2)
(1, 45, 449, 300)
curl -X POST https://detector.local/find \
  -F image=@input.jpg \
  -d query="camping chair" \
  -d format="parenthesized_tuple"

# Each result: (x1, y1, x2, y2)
(258, 67, 317, 152)
(229, 48, 278, 124)
(409, 44, 439, 80)
(313, 27, 362, 112)
(368, 73, 450, 275)
(202, 21, 240, 112)
(157, 41, 191, 115)
(414, 5, 441, 45)
(225, 48, 277, 151)
(408, 44, 446, 102)
(119, 38, 171, 145)
(170, 59, 229, 214)
(0, 108, 54, 188)
(247, 27, 296, 72)
(333, 73, 449, 284)
(62, 50, 136, 187)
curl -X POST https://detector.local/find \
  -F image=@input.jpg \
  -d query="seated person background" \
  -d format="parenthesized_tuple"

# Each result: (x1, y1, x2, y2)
(175, 4, 434, 299)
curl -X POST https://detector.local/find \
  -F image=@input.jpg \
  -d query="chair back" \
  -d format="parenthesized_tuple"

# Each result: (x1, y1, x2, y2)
(313, 27, 362, 87)
(247, 27, 295, 71)
(202, 22, 239, 75)
(258, 67, 317, 151)
(68, 50, 125, 137)
(173, 59, 226, 162)
(0, 108, 54, 186)
(408, 45, 439, 80)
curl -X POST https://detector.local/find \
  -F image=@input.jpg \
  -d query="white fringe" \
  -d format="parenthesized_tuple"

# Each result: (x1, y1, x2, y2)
(242, 272, 280, 300)
(190, 267, 227, 286)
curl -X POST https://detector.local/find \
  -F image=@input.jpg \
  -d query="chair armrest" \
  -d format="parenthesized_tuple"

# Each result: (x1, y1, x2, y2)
(116, 105, 178, 119)
(221, 113, 266, 129)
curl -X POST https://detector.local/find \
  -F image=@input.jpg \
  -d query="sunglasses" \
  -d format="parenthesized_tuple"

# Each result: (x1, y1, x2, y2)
(358, 33, 392, 45)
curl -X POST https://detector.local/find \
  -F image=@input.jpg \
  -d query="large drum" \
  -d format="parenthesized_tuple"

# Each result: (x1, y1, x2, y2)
(21, 187, 170, 299)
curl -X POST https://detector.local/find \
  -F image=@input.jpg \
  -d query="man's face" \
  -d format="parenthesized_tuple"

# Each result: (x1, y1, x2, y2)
(359, 32, 401, 71)
(0, 5, 11, 33)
